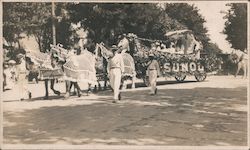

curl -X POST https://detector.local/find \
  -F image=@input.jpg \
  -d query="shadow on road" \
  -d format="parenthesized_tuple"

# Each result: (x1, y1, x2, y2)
(3, 86, 247, 145)
(125, 80, 199, 89)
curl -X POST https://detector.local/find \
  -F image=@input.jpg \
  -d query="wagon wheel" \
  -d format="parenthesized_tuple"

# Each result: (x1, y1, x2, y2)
(142, 76, 150, 87)
(195, 72, 207, 82)
(175, 73, 186, 82)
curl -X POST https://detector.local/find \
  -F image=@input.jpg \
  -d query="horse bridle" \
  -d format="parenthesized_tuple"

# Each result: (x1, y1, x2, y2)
(95, 43, 111, 61)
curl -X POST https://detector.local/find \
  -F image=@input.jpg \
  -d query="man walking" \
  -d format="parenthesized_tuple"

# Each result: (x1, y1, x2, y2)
(107, 46, 124, 103)
(147, 53, 160, 95)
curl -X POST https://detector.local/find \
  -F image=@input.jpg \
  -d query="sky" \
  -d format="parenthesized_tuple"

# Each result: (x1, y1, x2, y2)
(190, 1, 233, 53)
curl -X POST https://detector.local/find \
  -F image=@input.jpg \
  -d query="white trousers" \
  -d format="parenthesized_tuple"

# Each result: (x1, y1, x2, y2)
(109, 68, 122, 100)
(148, 70, 157, 94)
(18, 73, 29, 99)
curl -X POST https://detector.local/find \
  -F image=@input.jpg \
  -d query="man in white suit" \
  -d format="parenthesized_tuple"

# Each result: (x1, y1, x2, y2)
(147, 53, 161, 95)
(107, 46, 125, 103)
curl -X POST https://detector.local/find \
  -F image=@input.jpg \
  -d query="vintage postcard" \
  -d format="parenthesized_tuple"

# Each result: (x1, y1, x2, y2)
(1, 1, 249, 149)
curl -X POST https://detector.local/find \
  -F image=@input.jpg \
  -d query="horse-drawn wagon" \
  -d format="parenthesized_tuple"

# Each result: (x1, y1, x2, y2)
(123, 30, 216, 86)
(27, 29, 218, 95)
(94, 30, 219, 88)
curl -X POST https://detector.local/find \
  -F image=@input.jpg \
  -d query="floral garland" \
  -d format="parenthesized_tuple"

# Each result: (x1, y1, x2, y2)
(133, 50, 219, 78)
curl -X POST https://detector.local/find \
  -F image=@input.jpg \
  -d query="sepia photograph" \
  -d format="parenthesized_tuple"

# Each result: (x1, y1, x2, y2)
(1, 1, 249, 149)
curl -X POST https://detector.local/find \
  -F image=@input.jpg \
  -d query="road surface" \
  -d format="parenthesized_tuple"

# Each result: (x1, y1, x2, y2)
(3, 76, 248, 146)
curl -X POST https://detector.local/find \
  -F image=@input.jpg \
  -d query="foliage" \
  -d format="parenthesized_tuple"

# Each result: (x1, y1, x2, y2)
(3, 2, 75, 52)
(205, 42, 222, 57)
(3, 2, 52, 51)
(223, 3, 247, 51)
(67, 3, 185, 46)
(133, 49, 219, 78)
(3, 2, 218, 63)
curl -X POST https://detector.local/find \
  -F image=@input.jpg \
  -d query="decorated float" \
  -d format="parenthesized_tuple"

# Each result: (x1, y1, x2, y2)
(125, 30, 219, 85)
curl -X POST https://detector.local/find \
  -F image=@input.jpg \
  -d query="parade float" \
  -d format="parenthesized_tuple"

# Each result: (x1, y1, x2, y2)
(125, 30, 219, 85)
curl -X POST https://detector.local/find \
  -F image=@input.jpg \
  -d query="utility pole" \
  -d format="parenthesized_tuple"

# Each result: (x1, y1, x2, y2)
(52, 2, 56, 45)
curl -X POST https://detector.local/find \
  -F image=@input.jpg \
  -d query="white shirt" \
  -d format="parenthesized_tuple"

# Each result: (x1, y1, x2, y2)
(108, 53, 124, 73)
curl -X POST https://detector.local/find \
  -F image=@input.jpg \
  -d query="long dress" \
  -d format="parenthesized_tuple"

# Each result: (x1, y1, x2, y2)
(16, 60, 30, 99)
(3, 68, 15, 90)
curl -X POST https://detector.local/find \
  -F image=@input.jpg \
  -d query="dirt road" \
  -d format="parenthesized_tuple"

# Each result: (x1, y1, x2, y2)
(3, 76, 248, 146)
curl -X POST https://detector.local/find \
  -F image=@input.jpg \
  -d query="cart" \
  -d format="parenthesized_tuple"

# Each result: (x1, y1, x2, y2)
(126, 31, 210, 86)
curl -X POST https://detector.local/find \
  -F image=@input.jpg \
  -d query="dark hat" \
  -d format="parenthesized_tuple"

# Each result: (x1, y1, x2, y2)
(110, 45, 119, 54)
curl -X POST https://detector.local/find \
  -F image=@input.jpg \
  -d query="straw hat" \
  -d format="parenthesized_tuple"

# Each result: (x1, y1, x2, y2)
(8, 60, 16, 65)
(16, 53, 25, 59)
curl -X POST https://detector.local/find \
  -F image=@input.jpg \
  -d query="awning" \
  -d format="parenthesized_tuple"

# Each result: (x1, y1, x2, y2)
(165, 29, 192, 37)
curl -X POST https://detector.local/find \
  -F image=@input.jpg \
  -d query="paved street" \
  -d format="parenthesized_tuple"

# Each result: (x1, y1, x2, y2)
(3, 76, 248, 146)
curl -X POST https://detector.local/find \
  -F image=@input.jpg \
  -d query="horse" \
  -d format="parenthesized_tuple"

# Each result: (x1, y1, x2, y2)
(229, 50, 248, 79)
(94, 49, 109, 91)
(26, 45, 88, 100)
(51, 22, 94, 98)
(95, 43, 136, 90)
(50, 44, 96, 98)
(25, 51, 62, 99)
(118, 34, 130, 54)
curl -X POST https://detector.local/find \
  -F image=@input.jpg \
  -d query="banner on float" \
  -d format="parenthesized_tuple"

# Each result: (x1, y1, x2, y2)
(163, 62, 205, 72)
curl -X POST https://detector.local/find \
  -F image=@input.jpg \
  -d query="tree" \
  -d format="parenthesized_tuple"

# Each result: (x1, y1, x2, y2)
(205, 42, 222, 57)
(3, 2, 75, 52)
(3, 2, 53, 51)
(223, 3, 247, 51)
(164, 3, 210, 48)
(67, 3, 185, 47)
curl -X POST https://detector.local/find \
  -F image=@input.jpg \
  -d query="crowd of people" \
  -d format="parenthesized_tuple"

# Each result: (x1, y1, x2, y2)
(150, 39, 202, 60)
